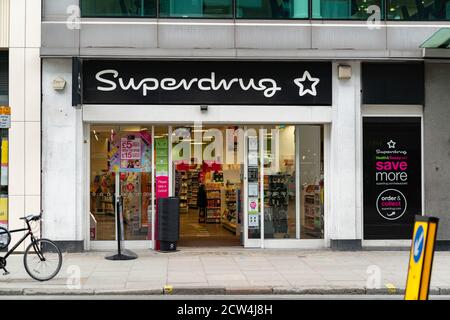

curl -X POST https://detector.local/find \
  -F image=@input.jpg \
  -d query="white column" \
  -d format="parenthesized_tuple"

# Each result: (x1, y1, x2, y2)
(8, 0, 41, 249)
(329, 61, 361, 241)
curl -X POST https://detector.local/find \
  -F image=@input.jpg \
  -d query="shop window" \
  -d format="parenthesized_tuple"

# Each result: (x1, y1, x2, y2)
(312, 0, 384, 19)
(81, 0, 157, 17)
(159, 0, 233, 18)
(387, 0, 450, 20)
(236, 0, 308, 19)
(299, 125, 324, 239)
(90, 125, 153, 241)
(262, 125, 297, 239)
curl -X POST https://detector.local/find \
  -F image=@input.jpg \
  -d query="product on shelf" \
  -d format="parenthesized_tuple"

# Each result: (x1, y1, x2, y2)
(188, 169, 200, 209)
(205, 182, 222, 223)
(175, 170, 189, 214)
(221, 184, 239, 234)
(303, 184, 323, 238)
(264, 174, 290, 236)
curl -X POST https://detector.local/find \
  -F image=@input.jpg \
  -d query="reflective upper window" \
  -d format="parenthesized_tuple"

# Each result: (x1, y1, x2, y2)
(387, 0, 450, 20)
(159, 0, 233, 18)
(81, 0, 157, 17)
(312, 0, 384, 19)
(236, 0, 309, 19)
(79, 0, 450, 20)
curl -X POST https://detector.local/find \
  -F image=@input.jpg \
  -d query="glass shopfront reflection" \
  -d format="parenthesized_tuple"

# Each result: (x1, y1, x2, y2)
(299, 125, 324, 239)
(89, 124, 325, 246)
(263, 125, 297, 239)
(90, 125, 153, 241)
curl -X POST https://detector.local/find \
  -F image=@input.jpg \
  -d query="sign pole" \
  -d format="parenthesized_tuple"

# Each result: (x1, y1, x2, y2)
(105, 172, 138, 261)
(404, 215, 439, 300)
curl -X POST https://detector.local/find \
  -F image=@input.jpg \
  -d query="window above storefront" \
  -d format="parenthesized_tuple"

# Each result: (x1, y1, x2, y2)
(236, 0, 308, 19)
(312, 0, 385, 20)
(79, 0, 450, 20)
(160, 0, 233, 18)
(387, 0, 450, 20)
(80, 0, 157, 17)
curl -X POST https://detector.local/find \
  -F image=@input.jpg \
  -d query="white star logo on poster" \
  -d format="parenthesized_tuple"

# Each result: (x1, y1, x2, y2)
(387, 140, 396, 149)
(294, 71, 320, 97)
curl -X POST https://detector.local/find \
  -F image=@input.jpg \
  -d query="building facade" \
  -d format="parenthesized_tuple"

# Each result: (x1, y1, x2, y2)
(1, 0, 41, 251)
(40, 0, 450, 251)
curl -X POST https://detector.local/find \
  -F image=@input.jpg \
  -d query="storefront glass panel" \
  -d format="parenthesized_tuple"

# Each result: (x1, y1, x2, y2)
(236, 0, 308, 19)
(81, 0, 157, 17)
(89, 123, 325, 245)
(299, 125, 324, 239)
(262, 125, 296, 239)
(90, 125, 152, 241)
(159, 0, 233, 18)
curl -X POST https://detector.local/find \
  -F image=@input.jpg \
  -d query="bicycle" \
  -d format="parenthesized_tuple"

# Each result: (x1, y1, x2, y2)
(0, 214, 62, 281)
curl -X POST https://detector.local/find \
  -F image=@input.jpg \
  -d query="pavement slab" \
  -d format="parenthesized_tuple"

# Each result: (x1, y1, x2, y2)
(1, 249, 450, 296)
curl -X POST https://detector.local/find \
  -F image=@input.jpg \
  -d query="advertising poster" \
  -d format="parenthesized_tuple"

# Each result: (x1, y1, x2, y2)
(120, 137, 141, 170)
(363, 117, 422, 239)
(109, 131, 152, 173)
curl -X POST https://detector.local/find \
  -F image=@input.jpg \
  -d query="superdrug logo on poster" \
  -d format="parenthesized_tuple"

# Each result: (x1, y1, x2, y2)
(363, 117, 422, 239)
(81, 60, 332, 106)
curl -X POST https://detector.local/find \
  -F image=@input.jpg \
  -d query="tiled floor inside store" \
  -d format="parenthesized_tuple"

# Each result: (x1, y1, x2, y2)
(178, 208, 240, 247)
(92, 209, 240, 246)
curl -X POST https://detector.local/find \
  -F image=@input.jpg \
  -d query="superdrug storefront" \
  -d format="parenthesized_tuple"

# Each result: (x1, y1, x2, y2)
(40, 58, 425, 251)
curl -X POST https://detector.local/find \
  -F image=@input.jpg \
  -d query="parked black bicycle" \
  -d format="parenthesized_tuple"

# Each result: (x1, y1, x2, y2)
(0, 214, 62, 281)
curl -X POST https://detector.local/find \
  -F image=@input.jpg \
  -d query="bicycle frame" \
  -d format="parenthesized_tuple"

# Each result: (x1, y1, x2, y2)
(2, 222, 42, 261)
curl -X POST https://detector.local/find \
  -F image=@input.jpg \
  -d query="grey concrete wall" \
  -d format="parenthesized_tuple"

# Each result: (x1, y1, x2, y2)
(424, 62, 450, 240)
(42, 58, 83, 242)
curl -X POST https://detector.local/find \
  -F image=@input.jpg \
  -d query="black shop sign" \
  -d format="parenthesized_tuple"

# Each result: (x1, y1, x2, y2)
(363, 117, 422, 239)
(80, 60, 332, 106)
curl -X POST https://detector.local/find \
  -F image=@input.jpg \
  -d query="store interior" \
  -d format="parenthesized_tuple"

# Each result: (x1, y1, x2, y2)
(89, 124, 324, 246)
(172, 125, 243, 246)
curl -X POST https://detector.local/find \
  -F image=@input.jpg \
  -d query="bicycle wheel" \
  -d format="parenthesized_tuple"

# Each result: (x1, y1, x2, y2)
(24, 239, 62, 281)
(0, 227, 10, 250)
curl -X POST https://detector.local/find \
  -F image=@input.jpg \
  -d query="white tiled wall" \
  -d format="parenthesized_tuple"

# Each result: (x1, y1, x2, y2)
(8, 0, 41, 250)
(25, 0, 41, 48)
(8, 48, 25, 122)
(8, 121, 25, 196)
(0, 0, 9, 48)
(25, 121, 40, 196)
(24, 48, 41, 122)
(8, 0, 25, 48)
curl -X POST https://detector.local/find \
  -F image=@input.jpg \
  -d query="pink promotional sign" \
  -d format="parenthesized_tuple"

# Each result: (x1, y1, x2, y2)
(156, 176, 169, 198)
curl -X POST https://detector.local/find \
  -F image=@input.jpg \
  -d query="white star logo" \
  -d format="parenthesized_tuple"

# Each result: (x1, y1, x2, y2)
(387, 140, 396, 149)
(293, 71, 320, 97)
